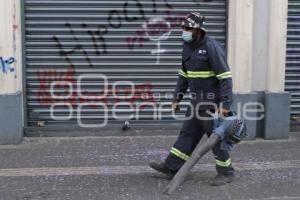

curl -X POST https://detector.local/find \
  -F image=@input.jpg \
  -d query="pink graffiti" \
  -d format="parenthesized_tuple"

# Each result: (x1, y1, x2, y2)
(145, 20, 171, 38)
(126, 11, 187, 50)
(13, 3, 18, 32)
(37, 67, 76, 105)
(37, 68, 155, 108)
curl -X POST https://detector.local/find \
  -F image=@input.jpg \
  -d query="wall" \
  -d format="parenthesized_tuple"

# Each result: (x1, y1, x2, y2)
(0, 0, 291, 142)
(227, 0, 290, 139)
(251, 0, 269, 91)
(0, 0, 23, 93)
(0, 0, 23, 144)
(228, 0, 288, 93)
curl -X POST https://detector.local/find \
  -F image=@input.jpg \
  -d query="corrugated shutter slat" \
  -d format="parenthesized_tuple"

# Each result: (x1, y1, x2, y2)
(286, 0, 300, 117)
(24, 0, 228, 127)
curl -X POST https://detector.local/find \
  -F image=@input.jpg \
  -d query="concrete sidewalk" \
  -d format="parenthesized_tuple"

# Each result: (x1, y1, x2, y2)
(0, 133, 300, 200)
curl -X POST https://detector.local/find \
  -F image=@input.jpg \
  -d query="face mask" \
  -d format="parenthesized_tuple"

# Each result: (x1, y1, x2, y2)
(182, 30, 193, 42)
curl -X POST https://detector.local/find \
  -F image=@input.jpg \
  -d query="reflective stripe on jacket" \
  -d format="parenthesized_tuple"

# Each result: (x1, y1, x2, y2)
(173, 35, 233, 110)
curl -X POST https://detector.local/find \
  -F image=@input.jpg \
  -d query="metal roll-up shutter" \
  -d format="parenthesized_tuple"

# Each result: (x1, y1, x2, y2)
(286, 0, 300, 119)
(24, 0, 228, 128)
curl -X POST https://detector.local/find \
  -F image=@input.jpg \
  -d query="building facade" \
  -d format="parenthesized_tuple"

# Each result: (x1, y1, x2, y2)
(0, 0, 293, 144)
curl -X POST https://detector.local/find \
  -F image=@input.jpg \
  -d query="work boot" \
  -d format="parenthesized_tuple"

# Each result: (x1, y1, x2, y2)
(209, 173, 234, 186)
(149, 162, 176, 179)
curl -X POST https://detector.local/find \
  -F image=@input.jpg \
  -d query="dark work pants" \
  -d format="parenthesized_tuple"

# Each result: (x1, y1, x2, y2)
(164, 109, 234, 175)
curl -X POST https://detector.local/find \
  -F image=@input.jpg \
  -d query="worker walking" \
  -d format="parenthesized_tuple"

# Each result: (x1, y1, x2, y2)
(150, 12, 234, 186)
